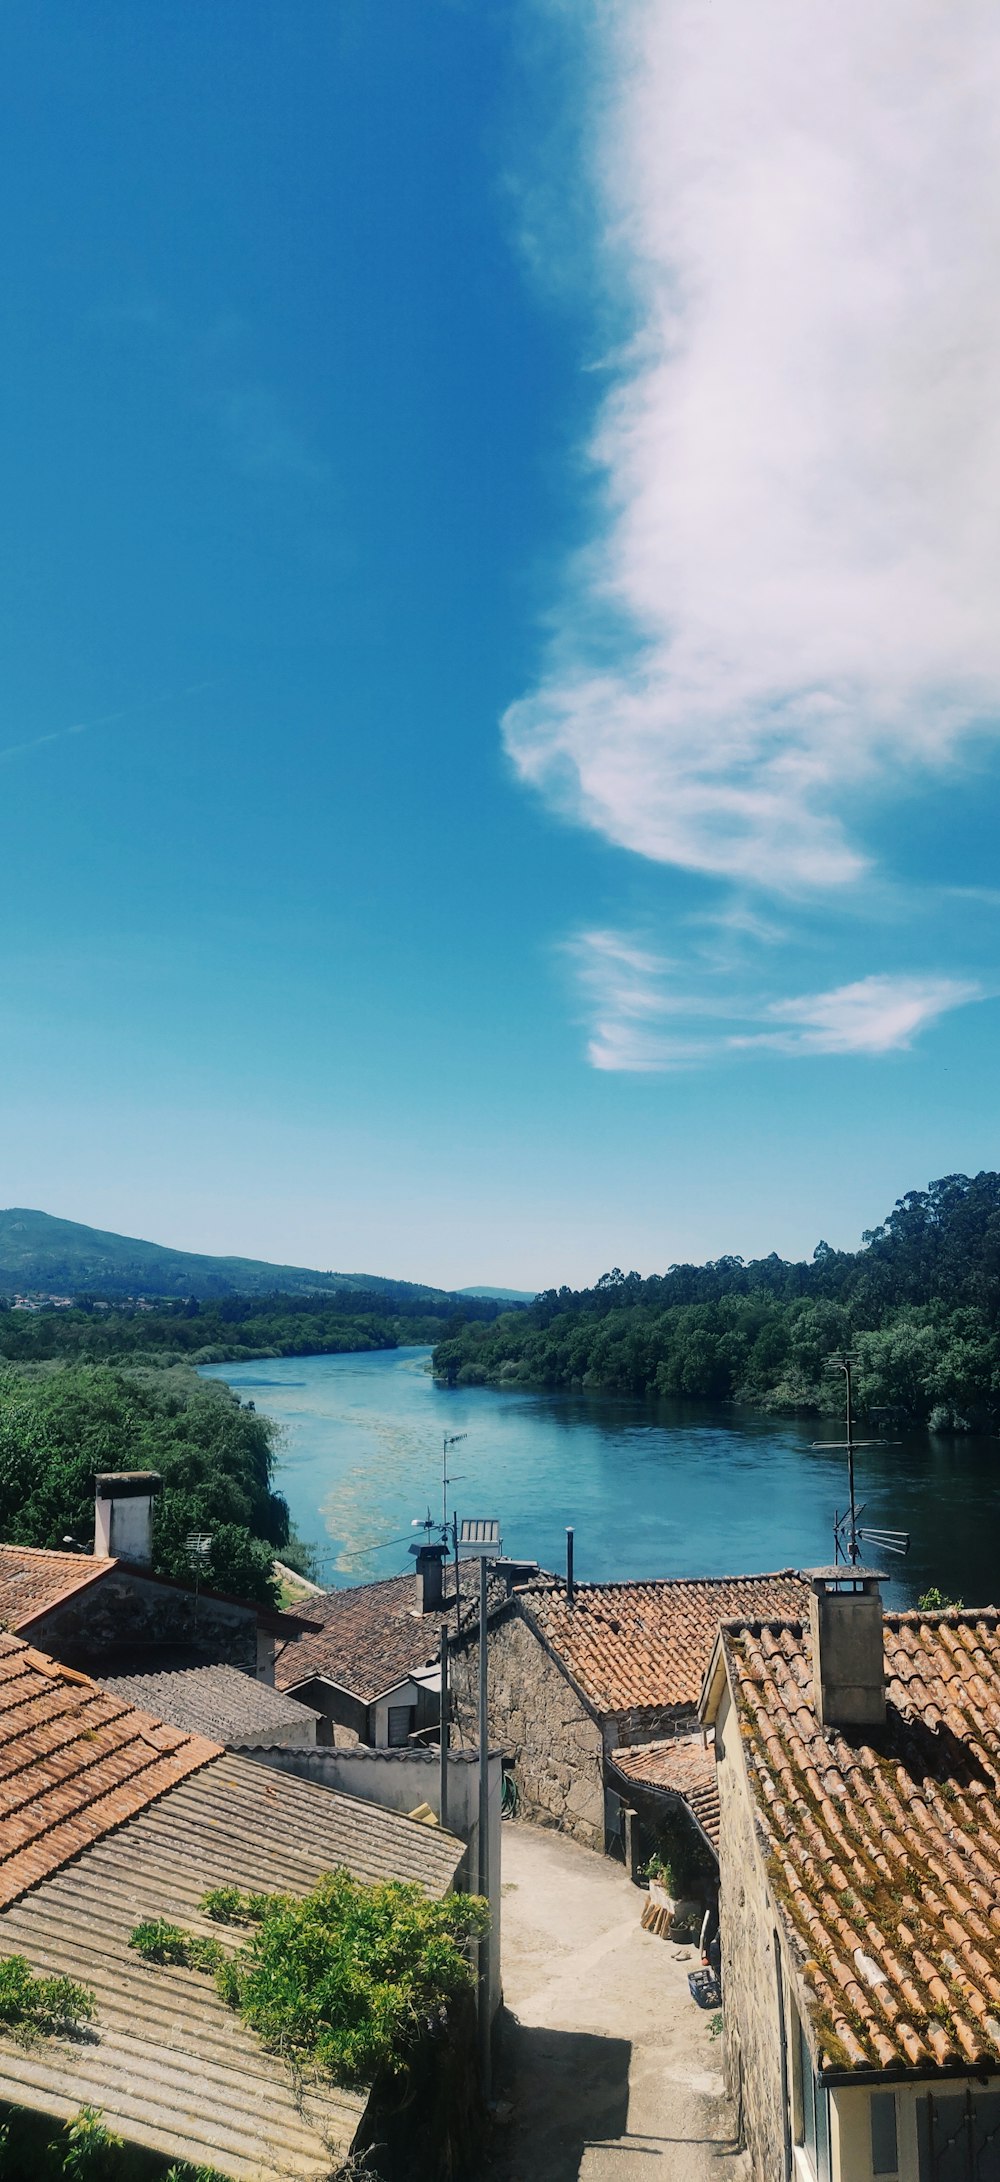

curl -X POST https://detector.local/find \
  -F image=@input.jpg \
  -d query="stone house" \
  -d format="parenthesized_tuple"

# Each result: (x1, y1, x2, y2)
(699, 1568, 1000, 2182)
(0, 1471, 314, 1682)
(274, 1543, 459, 1746)
(448, 1569, 808, 1851)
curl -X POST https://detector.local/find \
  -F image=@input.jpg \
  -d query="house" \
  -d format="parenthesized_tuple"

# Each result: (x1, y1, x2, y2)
(101, 1659, 324, 1749)
(274, 1542, 521, 1748)
(0, 1630, 467, 2180)
(699, 1567, 1000, 2182)
(0, 1471, 316, 1682)
(448, 1568, 808, 1851)
(609, 1732, 721, 1861)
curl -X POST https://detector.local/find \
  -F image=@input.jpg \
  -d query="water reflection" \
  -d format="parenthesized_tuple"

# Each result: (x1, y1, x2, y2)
(200, 1348, 1000, 1607)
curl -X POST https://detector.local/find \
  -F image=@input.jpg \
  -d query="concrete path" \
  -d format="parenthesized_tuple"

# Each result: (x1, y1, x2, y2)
(488, 1822, 748, 2182)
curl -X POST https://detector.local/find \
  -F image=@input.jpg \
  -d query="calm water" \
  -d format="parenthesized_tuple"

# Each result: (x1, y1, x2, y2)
(199, 1347, 1000, 1607)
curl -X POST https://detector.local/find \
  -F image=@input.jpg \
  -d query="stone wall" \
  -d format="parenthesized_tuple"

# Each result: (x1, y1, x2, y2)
(612, 1701, 694, 1747)
(451, 1608, 605, 1849)
(34, 1570, 259, 1676)
(713, 1680, 789, 2181)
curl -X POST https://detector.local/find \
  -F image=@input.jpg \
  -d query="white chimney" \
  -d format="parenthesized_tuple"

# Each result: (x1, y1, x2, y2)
(94, 1473, 162, 1566)
(807, 1568, 886, 1730)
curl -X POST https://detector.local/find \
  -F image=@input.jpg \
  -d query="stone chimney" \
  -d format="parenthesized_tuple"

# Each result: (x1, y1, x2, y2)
(94, 1473, 162, 1566)
(807, 1567, 886, 1730)
(414, 1542, 447, 1615)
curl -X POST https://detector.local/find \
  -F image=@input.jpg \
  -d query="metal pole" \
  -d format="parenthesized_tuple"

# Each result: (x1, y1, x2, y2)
(477, 1553, 492, 2102)
(439, 1625, 449, 1834)
(453, 1508, 461, 1641)
(566, 1526, 575, 1604)
(845, 1358, 858, 1563)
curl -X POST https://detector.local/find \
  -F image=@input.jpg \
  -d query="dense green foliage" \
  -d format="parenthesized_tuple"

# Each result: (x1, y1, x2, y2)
(0, 1364, 286, 1602)
(131, 1872, 489, 2087)
(0, 1956, 95, 2037)
(0, 1289, 512, 1367)
(433, 1174, 1000, 1429)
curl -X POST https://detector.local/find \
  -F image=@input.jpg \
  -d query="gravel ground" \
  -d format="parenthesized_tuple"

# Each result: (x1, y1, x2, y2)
(486, 1820, 749, 2182)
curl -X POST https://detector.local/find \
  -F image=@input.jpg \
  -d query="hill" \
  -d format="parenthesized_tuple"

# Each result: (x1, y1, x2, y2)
(457, 1285, 537, 1302)
(0, 1209, 448, 1305)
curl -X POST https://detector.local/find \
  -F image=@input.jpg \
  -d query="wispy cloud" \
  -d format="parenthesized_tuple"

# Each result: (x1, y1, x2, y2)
(0, 682, 219, 767)
(506, 2, 1000, 892)
(573, 931, 981, 1072)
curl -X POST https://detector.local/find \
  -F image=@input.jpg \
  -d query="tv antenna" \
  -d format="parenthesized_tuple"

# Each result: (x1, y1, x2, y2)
(813, 1354, 909, 1566)
(442, 1433, 467, 1539)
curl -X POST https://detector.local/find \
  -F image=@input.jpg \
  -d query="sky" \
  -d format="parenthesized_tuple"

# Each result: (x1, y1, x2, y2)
(3, 0, 1000, 1291)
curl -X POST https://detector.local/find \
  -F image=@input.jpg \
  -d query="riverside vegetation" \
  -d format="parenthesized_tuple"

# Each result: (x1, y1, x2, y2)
(432, 1173, 1000, 1431)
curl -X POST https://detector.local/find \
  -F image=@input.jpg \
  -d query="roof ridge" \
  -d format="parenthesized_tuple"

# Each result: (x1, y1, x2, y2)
(534, 1568, 803, 1594)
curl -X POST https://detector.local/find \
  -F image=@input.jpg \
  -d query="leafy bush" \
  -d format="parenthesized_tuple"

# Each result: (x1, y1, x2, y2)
(0, 1956, 95, 2036)
(127, 1923, 223, 1974)
(132, 1870, 489, 2087)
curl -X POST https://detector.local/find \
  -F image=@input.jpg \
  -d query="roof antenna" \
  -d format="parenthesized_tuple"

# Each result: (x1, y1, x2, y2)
(814, 1354, 909, 1566)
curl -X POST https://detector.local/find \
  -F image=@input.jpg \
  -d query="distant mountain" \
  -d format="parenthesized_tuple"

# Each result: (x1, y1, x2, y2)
(0, 1209, 450, 1304)
(457, 1286, 537, 1302)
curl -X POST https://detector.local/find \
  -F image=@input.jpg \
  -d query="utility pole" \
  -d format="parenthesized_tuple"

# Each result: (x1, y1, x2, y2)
(814, 1354, 908, 1566)
(442, 1433, 467, 1638)
(477, 1552, 492, 2102)
(439, 1623, 449, 1834)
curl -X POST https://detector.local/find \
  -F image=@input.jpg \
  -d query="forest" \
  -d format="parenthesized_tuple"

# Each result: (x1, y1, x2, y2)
(0, 1363, 289, 1603)
(432, 1174, 1000, 1431)
(0, 1288, 505, 1366)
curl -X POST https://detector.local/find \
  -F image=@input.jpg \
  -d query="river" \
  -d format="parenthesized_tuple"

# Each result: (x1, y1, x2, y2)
(199, 1346, 1000, 1606)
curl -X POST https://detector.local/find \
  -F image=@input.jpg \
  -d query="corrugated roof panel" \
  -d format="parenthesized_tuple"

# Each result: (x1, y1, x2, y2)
(0, 1752, 465, 2179)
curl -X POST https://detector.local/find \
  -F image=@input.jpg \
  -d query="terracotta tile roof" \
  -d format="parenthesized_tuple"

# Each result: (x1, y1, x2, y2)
(276, 1565, 510, 1704)
(610, 1736, 721, 1852)
(0, 1540, 317, 1641)
(0, 1544, 109, 1630)
(723, 1608, 1000, 2077)
(0, 1632, 218, 1906)
(520, 1572, 809, 1717)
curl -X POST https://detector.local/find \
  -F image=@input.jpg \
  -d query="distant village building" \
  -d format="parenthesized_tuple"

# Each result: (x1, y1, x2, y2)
(0, 1631, 466, 2179)
(274, 1543, 533, 1749)
(700, 1569, 1000, 2182)
(449, 1570, 808, 1851)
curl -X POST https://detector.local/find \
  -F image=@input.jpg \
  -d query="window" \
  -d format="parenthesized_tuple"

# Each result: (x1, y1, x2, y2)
(796, 2014, 831, 2181)
(917, 2090, 1000, 2180)
(871, 2092, 898, 2176)
(387, 1704, 415, 1747)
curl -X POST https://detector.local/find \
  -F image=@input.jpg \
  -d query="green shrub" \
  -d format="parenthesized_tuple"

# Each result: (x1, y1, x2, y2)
(0, 1956, 95, 2036)
(131, 1869, 489, 2087)
(127, 1922, 223, 1974)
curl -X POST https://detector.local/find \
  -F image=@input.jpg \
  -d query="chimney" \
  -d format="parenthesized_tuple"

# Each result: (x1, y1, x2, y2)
(414, 1541, 447, 1615)
(94, 1472, 162, 1566)
(807, 1568, 886, 1730)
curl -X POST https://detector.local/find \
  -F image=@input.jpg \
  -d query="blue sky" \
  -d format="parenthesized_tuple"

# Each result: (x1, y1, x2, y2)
(3, 0, 1000, 1290)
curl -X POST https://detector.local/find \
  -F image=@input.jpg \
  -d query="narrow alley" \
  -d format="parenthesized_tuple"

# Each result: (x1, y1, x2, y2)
(490, 1823, 748, 2182)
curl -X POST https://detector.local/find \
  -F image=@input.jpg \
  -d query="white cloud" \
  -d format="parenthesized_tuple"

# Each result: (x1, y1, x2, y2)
(506, 1, 1000, 891)
(744, 975, 981, 1056)
(573, 931, 980, 1071)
